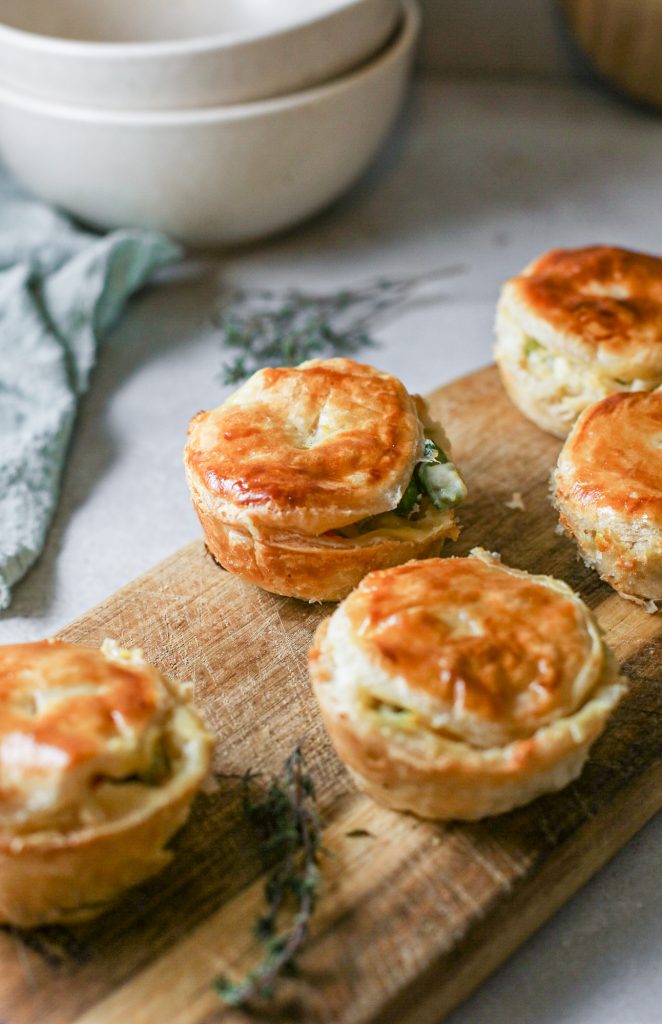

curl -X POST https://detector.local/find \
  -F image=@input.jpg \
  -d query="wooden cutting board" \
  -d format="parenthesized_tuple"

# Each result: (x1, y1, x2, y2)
(1, 365, 661, 1024)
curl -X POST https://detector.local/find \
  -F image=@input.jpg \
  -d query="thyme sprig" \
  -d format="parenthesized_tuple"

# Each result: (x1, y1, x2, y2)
(214, 265, 465, 384)
(216, 744, 324, 1007)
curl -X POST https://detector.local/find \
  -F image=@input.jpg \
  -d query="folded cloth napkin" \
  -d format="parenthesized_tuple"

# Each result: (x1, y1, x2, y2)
(0, 169, 181, 610)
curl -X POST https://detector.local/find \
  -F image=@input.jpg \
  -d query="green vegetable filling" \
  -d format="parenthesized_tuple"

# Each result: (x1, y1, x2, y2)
(396, 438, 467, 517)
(375, 702, 416, 726)
(102, 740, 170, 787)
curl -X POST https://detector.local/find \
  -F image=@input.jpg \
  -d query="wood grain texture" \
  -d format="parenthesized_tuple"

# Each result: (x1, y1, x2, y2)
(1, 365, 660, 1024)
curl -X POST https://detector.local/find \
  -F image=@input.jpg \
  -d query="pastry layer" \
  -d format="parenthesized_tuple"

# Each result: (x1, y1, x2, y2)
(185, 359, 466, 601)
(185, 358, 423, 536)
(310, 550, 626, 819)
(0, 640, 213, 926)
(495, 246, 662, 437)
(553, 390, 662, 602)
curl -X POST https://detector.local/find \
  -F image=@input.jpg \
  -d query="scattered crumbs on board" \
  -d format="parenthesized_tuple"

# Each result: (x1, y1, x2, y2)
(504, 491, 525, 511)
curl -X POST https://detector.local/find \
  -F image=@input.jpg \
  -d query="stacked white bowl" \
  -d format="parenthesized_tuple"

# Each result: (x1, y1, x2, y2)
(0, 0, 420, 247)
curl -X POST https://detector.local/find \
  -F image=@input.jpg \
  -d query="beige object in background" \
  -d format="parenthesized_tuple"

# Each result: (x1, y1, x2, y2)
(0, 1, 418, 247)
(561, 0, 662, 109)
(0, 639, 213, 927)
(495, 245, 662, 438)
(0, 0, 399, 110)
(553, 389, 662, 604)
(184, 357, 465, 602)
(310, 549, 627, 821)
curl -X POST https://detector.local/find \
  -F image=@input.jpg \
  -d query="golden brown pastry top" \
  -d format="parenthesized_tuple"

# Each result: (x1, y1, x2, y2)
(504, 246, 662, 379)
(338, 552, 604, 745)
(0, 640, 186, 832)
(556, 389, 662, 523)
(184, 358, 423, 535)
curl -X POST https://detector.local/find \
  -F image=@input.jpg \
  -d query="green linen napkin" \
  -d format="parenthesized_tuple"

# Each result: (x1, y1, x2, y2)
(0, 170, 181, 610)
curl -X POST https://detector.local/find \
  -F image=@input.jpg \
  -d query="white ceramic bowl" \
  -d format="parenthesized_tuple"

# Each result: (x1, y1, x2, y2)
(0, 0, 400, 110)
(0, 1, 419, 248)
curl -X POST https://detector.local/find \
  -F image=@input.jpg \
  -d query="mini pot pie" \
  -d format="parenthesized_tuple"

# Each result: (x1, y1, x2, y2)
(553, 389, 662, 606)
(0, 639, 213, 928)
(495, 245, 662, 438)
(309, 549, 626, 820)
(184, 358, 467, 602)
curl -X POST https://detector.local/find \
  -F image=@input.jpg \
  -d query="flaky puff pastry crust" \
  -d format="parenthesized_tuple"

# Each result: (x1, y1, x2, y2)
(553, 390, 662, 604)
(184, 359, 462, 602)
(309, 550, 626, 820)
(495, 246, 662, 438)
(0, 639, 213, 927)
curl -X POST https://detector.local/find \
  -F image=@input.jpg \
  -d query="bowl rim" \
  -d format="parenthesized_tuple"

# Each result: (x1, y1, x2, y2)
(0, 0, 417, 124)
(0, 0, 391, 58)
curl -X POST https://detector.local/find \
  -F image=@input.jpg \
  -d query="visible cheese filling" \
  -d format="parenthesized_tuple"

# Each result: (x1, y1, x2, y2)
(333, 437, 466, 543)
(193, 422, 466, 551)
(331, 499, 456, 544)
(524, 337, 649, 403)
(497, 305, 655, 426)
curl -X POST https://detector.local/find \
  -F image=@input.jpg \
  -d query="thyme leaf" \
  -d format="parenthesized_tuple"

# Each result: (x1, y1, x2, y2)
(213, 266, 465, 385)
(215, 744, 324, 1008)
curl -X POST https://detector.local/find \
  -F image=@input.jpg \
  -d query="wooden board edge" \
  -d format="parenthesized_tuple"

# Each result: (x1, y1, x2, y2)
(56, 540, 204, 640)
(378, 760, 662, 1024)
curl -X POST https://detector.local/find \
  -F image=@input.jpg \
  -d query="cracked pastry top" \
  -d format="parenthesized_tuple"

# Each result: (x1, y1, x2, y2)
(495, 246, 662, 438)
(309, 549, 626, 820)
(0, 638, 213, 927)
(184, 358, 466, 602)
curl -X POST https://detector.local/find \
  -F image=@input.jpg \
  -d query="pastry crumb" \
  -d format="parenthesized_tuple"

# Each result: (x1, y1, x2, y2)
(617, 592, 660, 614)
(101, 637, 145, 665)
(504, 491, 525, 511)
